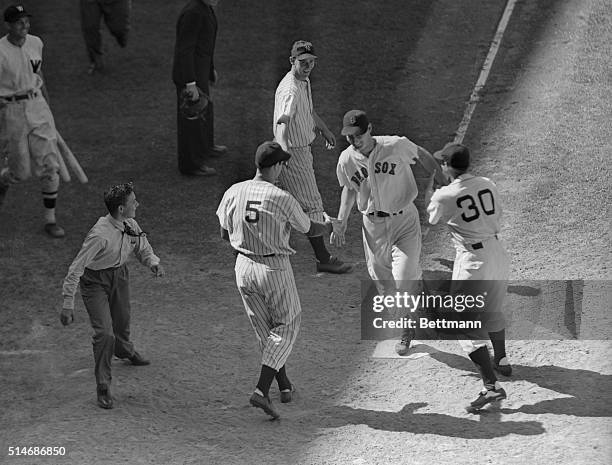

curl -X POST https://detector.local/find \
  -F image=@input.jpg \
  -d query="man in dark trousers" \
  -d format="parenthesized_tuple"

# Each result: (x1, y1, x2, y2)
(172, 0, 227, 177)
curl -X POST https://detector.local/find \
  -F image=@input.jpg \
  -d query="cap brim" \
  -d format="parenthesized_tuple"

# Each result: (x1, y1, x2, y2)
(7, 13, 32, 22)
(341, 126, 364, 136)
(294, 53, 317, 60)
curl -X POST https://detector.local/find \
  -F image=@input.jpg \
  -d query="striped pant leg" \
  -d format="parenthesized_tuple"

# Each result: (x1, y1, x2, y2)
(235, 255, 301, 370)
(391, 205, 423, 288)
(277, 146, 325, 223)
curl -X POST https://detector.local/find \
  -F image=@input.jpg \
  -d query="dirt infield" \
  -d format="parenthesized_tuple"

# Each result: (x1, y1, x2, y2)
(1, 0, 611, 464)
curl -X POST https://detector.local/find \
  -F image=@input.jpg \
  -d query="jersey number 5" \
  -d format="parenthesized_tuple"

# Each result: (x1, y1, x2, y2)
(456, 189, 495, 222)
(245, 200, 262, 223)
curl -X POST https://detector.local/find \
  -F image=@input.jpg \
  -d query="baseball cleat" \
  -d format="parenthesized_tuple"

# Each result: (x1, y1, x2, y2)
(395, 328, 416, 356)
(96, 384, 114, 409)
(127, 351, 150, 366)
(44, 223, 65, 238)
(316, 256, 353, 274)
(465, 387, 507, 413)
(209, 145, 228, 157)
(280, 384, 295, 403)
(249, 392, 280, 419)
(494, 357, 512, 376)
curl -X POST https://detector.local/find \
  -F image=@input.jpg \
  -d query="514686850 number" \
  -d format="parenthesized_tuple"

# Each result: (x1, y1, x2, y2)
(8, 446, 66, 456)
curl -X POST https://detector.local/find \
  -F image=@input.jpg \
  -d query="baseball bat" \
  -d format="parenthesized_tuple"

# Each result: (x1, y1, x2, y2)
(55, 142, 71, 183)
(56, 132, 88, 184)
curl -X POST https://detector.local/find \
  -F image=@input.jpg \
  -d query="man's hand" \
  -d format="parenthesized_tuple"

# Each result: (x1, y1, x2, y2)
(60, 307, 74, 326)
(185, 82, 199, 100)
(151, 264, 165, 277)
(321, 128, 336, 150)
(330, 219, 347, 247)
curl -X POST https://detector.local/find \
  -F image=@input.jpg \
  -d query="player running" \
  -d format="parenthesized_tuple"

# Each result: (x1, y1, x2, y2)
(216, 141, 334, 420)
(331, 109, 447, 355)
(428, 143, 510, 412)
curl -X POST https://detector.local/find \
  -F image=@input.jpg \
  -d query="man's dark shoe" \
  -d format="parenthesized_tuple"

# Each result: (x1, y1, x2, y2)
(44, 223, 65, 238)
(249, 392, 280, 419)
(280, 384, 295, 403)
(96, 384, 113, 409)
(188, 166, 217, 176)
(316, 256, 353, 274)
(466, 387, 507, 413)
(128, 351, 150, 366)
(209, 145, 228, 157)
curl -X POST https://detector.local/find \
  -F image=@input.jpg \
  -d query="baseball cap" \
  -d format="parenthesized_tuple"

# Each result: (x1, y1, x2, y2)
(4, 4, 31, 23)
(290, 40, 317, 60)
(433, 143, 471, 170)
(255, 141, 291, 168)
(341, 110, 370, 136)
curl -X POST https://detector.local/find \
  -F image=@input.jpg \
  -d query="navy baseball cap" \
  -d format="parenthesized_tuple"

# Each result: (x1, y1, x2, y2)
(4, 4, 31, 23)
(434, 143, 471, 170)
(255, 141, 291, 168)
(290, 40, 317, 60)
(341, 110, 370, 136)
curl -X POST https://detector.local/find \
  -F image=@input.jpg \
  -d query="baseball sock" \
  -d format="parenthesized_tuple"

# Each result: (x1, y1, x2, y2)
(42, 192, 58, 224)
(275, 365, 291, 391)
(468, 346, 498, 389)
(308, 235, 331, 263)
(256, 364, 277, 398)
(488, 329, 507, 363)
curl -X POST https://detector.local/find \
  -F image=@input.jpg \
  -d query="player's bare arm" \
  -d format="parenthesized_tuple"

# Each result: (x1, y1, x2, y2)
(305, 218, 333, 237)
(417, 146, 448, 186)
(331, 186, 357, 247)
(313, 110, 336, 149)
(275, 115, 290, 151)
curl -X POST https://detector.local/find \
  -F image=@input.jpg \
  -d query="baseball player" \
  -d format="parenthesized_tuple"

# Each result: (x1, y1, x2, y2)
(60, 182, 165, 409)
(331, 110, 447, 355)
(80, 0, 132, 74)
(273, 40, 351, 274)
(216, 141, 333, 419)
(428, 143, 510, 412)
(0, 5, 65, 238)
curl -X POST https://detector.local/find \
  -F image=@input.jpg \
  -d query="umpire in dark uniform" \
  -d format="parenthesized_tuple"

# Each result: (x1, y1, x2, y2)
(172, 0, 227, 177)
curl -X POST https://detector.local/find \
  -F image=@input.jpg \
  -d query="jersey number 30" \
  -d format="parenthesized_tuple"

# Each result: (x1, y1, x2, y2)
(245, 200, 261, 223)
(456, 189, 495, 222)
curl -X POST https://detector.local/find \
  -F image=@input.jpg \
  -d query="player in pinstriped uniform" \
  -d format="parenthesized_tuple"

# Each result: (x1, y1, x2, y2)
(331, 110, 447, 355)
(273, 40, 351, 274)
(428, 143, 509, 412)
(216, 141, 333, 419)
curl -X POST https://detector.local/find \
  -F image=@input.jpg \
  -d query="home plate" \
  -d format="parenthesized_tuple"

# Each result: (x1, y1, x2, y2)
(371, 340, 440, 359)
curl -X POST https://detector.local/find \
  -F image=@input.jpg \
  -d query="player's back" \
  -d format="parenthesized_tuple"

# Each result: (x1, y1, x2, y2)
(433, 174, 502, 244)
(221, 180, 308, 256)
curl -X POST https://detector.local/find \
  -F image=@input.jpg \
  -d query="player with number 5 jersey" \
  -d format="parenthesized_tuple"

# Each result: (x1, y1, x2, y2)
(216, 141, 333, 419)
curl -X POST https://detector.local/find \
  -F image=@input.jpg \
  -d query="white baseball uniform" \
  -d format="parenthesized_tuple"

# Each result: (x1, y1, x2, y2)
(273, 71, 325, 223)
(216, 179, 311, 370)
(337, 136, 423, 294)
(0, 34, 60, 198)
(428, 173, 510, 352)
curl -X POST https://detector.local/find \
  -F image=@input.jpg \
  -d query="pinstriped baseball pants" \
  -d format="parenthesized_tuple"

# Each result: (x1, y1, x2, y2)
(277, 146, 326, 223)
(234, 254, 301, 370)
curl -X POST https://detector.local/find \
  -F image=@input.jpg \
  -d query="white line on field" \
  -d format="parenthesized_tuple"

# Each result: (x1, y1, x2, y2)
(454, 0, 518, 144)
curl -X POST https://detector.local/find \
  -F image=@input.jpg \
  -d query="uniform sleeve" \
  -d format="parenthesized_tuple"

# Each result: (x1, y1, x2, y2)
(174, 11, 203, 85)
(397, 137, 419, 164)
(427, 189, 447, 225)
(284, 194, 311, 233)
(336, 154, 353, 189)
(131, 220, 160, 268)
(61, 234, 106, 310)
(278, 89, 297, 121)
(216, 190, 230, 230)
